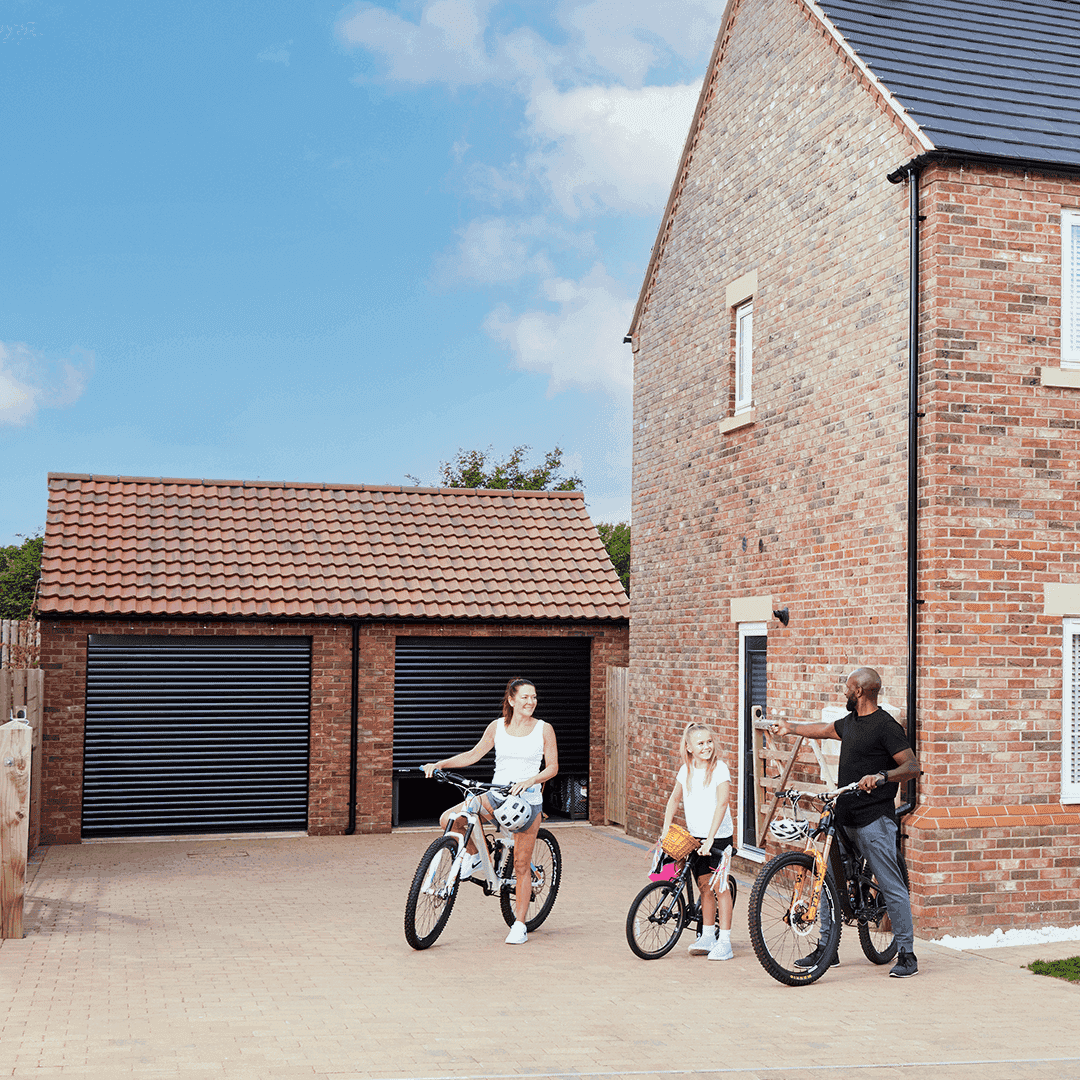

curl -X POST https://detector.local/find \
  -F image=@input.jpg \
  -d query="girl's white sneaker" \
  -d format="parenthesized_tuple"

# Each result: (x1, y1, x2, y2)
(505, 921, 528, 945)
(687, 933, 716, 955)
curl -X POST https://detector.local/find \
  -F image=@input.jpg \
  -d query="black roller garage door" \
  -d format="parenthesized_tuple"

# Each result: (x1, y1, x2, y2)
(393, 636, 591, 823)
(83, 635, 311, 838)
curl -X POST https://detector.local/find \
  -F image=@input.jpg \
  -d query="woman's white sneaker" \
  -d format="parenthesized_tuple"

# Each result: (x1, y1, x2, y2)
(458, 853, 483, 880)
(505, 921, 528, 945)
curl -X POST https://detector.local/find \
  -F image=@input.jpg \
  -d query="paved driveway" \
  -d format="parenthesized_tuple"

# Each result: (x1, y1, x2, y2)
(1, 825, 1077, 1080)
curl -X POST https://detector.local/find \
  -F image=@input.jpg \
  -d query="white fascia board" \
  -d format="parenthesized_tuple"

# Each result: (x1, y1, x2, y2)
(799, 0, 935, 153)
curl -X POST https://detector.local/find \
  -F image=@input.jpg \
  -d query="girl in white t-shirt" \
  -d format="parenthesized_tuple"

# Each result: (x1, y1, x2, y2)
(659, 722, 735, 960)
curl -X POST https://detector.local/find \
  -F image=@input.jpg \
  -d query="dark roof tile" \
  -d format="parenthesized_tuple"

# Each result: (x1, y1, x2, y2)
(818, 0, 1080, 166)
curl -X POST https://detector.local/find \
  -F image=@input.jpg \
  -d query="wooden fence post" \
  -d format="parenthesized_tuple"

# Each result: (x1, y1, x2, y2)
(605, 665, 628, 826)
(1, 716, 33, 938)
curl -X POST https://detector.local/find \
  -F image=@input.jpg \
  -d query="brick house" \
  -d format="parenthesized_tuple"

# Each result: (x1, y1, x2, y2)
(36, 474, 628, 843)
(626, 0, 1080, 935)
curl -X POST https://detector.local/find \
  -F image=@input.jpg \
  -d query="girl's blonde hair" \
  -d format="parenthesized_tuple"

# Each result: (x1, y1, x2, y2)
(681, 722, 719, 791)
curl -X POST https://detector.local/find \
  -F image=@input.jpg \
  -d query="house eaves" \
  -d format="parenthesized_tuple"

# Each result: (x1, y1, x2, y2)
(627, 0, 935, 341)
(629, 0, 1080, 341)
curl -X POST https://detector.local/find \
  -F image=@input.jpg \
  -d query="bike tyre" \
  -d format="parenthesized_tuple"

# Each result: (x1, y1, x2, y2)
(625, 880, 688, 959)
(500, 828, 561, 931)
(747, 851, 842, 986)
(857, 849, 910, 965)
(404, 836, 460, 950)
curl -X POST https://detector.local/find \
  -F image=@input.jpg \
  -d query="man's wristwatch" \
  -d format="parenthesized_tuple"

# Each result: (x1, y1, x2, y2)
(878, 770, 888, 785)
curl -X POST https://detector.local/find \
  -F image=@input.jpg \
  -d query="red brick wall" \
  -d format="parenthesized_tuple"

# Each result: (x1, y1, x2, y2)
(629, 0, 1080, 934)
(38, 620, 353, 843)
(905, 164, 1080, 934)
(630, 0, 921, 836)
(39, 618, 628, 841)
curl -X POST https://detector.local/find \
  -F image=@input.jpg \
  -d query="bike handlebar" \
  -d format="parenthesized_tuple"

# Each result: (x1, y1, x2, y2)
(776, 778, 881, 805)
(421, 767, 510, 795)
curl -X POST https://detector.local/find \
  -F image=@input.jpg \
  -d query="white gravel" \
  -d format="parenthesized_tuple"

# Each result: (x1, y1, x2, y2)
(934, 924, 1080, 951)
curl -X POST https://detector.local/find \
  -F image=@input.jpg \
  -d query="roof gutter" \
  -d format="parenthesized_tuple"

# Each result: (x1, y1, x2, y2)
(890, 150, 1080, 183)
(888, 160, 924, 818)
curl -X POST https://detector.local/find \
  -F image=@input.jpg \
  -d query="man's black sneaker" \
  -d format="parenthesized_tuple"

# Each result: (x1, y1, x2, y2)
(794, 941, 839, 969)
(889, 948, 919, 978)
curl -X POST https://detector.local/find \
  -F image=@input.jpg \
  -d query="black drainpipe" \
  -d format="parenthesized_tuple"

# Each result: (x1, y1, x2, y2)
(888, 161, 923, 817)
(346, 619, 360, 834)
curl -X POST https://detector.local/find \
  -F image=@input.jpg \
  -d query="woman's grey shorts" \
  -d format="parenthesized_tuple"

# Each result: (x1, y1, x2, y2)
(487, 789, 542, 831)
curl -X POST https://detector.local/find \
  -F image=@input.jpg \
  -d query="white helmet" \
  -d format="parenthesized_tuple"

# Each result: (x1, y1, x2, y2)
(492, 793, 533, 832)
(769, 818, 811, 842)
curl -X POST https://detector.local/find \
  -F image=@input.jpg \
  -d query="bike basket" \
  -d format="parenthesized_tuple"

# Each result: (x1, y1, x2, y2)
(661, 824, 698, 861)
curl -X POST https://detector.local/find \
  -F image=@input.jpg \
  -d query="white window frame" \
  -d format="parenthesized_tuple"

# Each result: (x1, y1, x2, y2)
(734, 300, 753, 413)
(737, 621, 767, 860)
(1063, 210, 1080, 369)
(1062, 619, 1080, 802)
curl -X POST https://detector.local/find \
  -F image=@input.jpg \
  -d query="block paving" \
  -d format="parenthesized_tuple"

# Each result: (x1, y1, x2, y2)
(2, 826, 1078, 1079)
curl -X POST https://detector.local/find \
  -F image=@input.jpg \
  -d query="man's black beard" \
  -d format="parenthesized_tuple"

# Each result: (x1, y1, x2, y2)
(846, 695, 858, 713)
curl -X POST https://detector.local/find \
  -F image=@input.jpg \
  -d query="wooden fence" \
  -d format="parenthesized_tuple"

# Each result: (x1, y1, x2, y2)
(1, 619, 40, 669)
(605, 665, 629, 826)
(1, 667, 41, 938)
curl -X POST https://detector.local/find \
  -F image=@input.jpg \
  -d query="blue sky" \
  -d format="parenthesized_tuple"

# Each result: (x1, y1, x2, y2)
(0, 0, 725, 544)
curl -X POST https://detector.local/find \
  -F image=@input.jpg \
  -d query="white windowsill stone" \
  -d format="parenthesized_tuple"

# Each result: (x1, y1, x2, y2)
(718, 408, 756, 434)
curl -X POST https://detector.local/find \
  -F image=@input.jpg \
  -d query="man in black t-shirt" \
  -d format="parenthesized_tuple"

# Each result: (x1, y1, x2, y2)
(772, 667, 921, 978)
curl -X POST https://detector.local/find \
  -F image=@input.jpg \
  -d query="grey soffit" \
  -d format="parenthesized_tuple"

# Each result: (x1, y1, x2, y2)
(817, 0, 1080, 167)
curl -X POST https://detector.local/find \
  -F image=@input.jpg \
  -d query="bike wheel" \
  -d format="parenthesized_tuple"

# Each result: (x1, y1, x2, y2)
(857, 850, 910, 965)
(626, 880, 688, 959)
(404, 836, 460, 950)
(500, 828, 561, 931)
(747, 851, 841, 986)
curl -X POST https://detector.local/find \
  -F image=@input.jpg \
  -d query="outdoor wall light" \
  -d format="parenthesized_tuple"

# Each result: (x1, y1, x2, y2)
(772, 608, 790, 626)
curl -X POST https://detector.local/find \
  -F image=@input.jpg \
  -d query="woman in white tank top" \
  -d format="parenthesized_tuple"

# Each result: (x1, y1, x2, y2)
(423, 677, 559, 945)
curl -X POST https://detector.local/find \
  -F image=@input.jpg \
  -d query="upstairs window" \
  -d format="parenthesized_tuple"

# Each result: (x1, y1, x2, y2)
(1063, 210, 1080, 369)
(735, 300, 753, 412)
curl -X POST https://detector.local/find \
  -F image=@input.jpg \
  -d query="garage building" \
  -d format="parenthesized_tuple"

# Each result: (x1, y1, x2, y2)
(37, 474, 629, 841)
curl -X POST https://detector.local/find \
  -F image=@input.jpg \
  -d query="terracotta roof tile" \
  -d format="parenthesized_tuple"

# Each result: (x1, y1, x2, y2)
(39, 474, 630, 621)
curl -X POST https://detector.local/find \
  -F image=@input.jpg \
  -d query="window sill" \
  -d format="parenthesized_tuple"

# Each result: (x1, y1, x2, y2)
(718, 408, 756, 434)
(1041, 367, 1080, 388)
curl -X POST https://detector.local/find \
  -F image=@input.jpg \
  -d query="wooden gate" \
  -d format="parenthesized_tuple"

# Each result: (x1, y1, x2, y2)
(605, 665, 629, 825)
(1, 668, 42, 938)
(1, 669, 43, 853)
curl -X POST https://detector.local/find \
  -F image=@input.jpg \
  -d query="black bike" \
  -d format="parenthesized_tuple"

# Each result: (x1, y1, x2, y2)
(747, 782, 910, 985)
(625, 850, 738, 959)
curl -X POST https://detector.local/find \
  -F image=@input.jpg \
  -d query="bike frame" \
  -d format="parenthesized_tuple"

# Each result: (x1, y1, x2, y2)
(443, 795, 515, 895)
(429, 771, 518, 896)
(777, 782, 861, 927)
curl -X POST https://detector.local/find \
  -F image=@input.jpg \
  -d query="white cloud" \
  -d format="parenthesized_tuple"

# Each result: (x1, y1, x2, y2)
(434, 216, 595, 286)
(435, 218, 551, 285)
(524, 81, 699, 216)
(258, 43, 292, 65)
(483, 263, 633, 396)
(337, 2, 718, 405)
(337, 0, 514, 85)
(559, 0, 726, 84)
(0, 342, 93, 427)
(337, 0, 725, 88)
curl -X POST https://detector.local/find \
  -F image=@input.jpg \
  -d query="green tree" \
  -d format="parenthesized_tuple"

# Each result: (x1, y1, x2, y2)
(596, 521, 630, 596)
(435, 444, 582, 492)
(0, 534, 44, 619)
